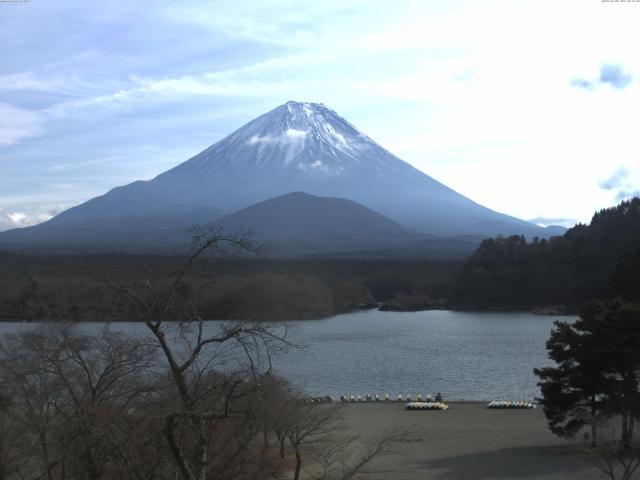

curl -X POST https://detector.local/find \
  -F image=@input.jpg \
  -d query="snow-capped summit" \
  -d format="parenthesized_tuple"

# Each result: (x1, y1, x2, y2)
(168, 101, 391, 176)
(30, 101, 548, 238)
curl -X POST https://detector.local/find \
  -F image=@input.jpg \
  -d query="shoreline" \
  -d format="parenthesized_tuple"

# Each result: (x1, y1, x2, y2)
(331, 402, 604, 479)
(0, 305, 580, 323)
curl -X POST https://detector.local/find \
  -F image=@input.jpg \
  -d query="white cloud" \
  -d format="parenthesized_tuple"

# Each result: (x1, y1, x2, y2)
(597, 165, 640, 203)
(42, 53, 327, 118)
(528, 216, 578, 228)
(297, 159, 343, 176)
(285, 128, 307, 140)
(0, 204, 64, 232)
(157, 1, 360, 47)
(7, 212, 27, 225)
(0, 71, 91, 95)
(0, 103, 43, 146)
(248, 128, 307, 145)
(0, 209, 31, 231)
(572, 64, 633, 91)
(599, 166, 630, 191)
(248, 135, 274, 145)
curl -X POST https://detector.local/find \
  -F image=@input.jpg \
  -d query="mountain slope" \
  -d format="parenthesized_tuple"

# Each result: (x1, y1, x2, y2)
(38, 101, 547, 238)
(0, 206, 222, 251)
(213, 192, 417, 254)
(217, 192, 409, 238)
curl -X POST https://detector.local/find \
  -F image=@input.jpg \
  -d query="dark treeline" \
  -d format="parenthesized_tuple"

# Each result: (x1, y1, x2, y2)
(452, 197, 640, 311)
(0, 253, 460, 321)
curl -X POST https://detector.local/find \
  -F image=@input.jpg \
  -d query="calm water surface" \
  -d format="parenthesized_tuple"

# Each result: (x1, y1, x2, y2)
(0, 310, 573, 401)
(274, 309, 572, 401)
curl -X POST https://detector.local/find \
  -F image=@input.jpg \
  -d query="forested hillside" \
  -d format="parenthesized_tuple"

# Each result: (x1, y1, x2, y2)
(0, 254, 459, 321)
(452, 197, 640, 310)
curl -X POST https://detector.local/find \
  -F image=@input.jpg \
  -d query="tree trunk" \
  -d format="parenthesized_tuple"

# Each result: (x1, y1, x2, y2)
(165, 416, 195, 480)
(280, 437, 286, 459)
(0, 450, 5, 480)
(590, 396, 598, 447)
(37, 429, 55, 480)
(197, 420, 208, 480)
(621, 411, 632, 450)
(82, 451, 101, 480)
(293, 446, 302, 480)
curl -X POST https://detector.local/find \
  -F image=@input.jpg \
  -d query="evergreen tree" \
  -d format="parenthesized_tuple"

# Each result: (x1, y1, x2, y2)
(454, 197, 640, 309)
(534, 317, 608, 444)
(610, 247, 640, 303)
(584, 299, 640, 448)
(535, 299, 640, 447)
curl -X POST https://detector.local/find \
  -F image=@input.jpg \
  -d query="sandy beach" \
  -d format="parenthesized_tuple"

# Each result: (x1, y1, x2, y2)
(332, 402, 607, 480)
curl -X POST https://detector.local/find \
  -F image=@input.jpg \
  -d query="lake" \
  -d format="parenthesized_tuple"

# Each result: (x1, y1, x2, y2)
(273, 309, 571, 401)
(0, 309, 572, 401)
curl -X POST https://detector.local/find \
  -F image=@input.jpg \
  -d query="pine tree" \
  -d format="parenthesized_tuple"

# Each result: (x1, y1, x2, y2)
(534, 299, 640, 447)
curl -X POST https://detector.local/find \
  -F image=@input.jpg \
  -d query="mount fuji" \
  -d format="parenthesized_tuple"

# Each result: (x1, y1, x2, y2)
(0, 101, 555, 254)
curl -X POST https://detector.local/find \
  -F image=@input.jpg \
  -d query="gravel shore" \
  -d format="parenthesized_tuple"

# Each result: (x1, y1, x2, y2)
(334, 402, 605, 480)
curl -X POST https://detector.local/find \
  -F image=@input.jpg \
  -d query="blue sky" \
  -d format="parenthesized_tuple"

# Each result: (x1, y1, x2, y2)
(1, 0, 639, 231)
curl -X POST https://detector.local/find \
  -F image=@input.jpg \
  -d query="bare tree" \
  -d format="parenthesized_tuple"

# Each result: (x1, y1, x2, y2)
(267, 381, 410, 480)
(0, 390, 20, 480)
(576, 417, 640, 480)
(115, 226, 292, 480)
(254, 375, 299, 459)
(0, 324, 160, 480)
(308, 427, 409, 480)
(286, 404, 342, 480)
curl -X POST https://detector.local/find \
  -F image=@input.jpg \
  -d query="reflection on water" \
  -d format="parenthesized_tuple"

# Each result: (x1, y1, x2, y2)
(0, 309, 573, 401)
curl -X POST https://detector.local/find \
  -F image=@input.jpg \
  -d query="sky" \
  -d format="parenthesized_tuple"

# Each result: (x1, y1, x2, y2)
(1, 0, 639, 231)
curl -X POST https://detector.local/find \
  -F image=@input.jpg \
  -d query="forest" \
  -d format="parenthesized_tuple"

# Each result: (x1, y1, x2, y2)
(452, 197, 640, 311)
(1, 197, 638, 321)
(0, 252, 459, 321)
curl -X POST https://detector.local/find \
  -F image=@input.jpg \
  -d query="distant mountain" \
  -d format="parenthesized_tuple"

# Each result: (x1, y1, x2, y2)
(214, 192, 415, 254)
(213, 192, 487, 257)
(33, 102, 545, 233)
(0, 206, 222, 252)
(0, 101, 553, 253)
(0, 191, 482, 257)
(218, 191, 407, 237)
(543, 225, 568, 236)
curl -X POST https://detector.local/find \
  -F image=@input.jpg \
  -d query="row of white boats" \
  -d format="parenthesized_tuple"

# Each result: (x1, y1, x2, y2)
(339, 394, 443, 403)
(325, 396, 537, 409)
(405, 401, 536, 411)
(486, 400, 536, 409)
(406, 402, 449, 410)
